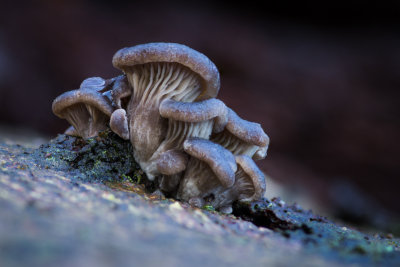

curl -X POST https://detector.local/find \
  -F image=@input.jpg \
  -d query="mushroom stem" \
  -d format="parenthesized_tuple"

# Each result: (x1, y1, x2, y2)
(123, 63, 203, 167)
(64, 126, 78, 136)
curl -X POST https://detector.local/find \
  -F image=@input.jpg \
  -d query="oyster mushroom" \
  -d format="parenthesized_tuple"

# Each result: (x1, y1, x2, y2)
(52, 43, 270, 210)
(177, 137, 237, 208)
(177, 108, 269, 212)
(149, 98, 228, 169)
(178, 153, 265, 213)
(110, 43, 221, 180)
(143, 98, 228, 192)
(52, 84, 114, 138)
(182, 137, 237, 187)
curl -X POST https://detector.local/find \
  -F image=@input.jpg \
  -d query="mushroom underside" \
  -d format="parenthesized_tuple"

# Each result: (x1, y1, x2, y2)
(53, 43, 270, 210)
(62, 103, 110, 138)
(122, 62, 206, 169)
(177, 154, 265, 210)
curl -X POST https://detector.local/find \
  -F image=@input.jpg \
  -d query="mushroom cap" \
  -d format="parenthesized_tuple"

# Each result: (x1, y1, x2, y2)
(80, 77, 106, 91)
(183, 137, 237, 188)
(110, 108, 130, 140)
(156, 149, 188, 175)
(112, 43, 220, 100)
(52, 89, 114, 118)
(225, 108, 270, 147)
(159, 98, 227, 123)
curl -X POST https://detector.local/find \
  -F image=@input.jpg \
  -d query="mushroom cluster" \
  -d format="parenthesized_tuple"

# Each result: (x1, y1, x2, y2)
(52, 43, 270, 213)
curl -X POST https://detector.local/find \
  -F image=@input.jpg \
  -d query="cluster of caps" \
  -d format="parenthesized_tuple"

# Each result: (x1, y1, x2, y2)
(52, 43, 269, 213)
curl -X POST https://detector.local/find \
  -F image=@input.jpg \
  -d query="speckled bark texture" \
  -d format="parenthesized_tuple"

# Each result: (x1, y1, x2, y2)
(0, 132, 399, 267)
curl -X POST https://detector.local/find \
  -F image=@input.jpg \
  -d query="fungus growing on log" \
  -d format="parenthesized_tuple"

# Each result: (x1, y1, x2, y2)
(52, 78, 114, 138)
(52, 42, 270, 213)
(177, 112, 268, 212)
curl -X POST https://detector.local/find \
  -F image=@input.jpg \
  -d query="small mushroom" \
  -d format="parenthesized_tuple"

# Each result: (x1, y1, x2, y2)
(183, 137, 237, 187)
(234, 155, 266, 201)
(145, 98, 228, 179)
(178, 153, 266, 213)
(177, 137, 237, 204)
(177, 108, 268, 212)
(52, 87, 114, 138)
(110, 43, 221, 180)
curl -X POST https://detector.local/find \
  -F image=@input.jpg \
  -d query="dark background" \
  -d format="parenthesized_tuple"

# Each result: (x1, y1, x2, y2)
(1, 0, 399, 226)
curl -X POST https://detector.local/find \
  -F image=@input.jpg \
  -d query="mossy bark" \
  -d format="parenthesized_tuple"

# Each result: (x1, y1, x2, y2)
(0, 132, 399, 266)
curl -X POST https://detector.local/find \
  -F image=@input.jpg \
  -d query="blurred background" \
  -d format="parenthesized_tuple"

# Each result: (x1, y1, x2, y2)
(0, 0, 399, 231)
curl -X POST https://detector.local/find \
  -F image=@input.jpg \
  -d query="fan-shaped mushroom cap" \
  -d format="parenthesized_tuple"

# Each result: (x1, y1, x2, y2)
(183, 137, 236, 188)
(159, 98, 228, 131)
(112, 42, 220, 100)
(211, 108, 269, 159)
(52, 89, 114, 138)
(52, 90, 113, 117)
(225, 108, 269, 147)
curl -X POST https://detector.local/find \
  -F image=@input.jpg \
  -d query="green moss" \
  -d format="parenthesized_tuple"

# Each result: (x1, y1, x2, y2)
(32, 130, 151, 188)
(202, 205, 216, 212)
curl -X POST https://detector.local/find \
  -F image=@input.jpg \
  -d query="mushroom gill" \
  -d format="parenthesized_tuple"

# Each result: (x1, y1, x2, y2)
(122, 62, 204, 173)
(177, 108, 269, 212)
(211, 108, 269, 160)
(111, 43, 221, 181)
(51, 43, 270, 210)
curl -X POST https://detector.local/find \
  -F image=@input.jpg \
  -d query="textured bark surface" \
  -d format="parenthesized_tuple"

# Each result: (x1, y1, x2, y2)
(0, 132, 399, 267)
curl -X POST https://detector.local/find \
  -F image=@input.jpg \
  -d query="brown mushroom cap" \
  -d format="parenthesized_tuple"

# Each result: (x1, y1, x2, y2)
(112, 43, 220, 100)
(183, 137, 237, 188)
(52, 90, 114, 118)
